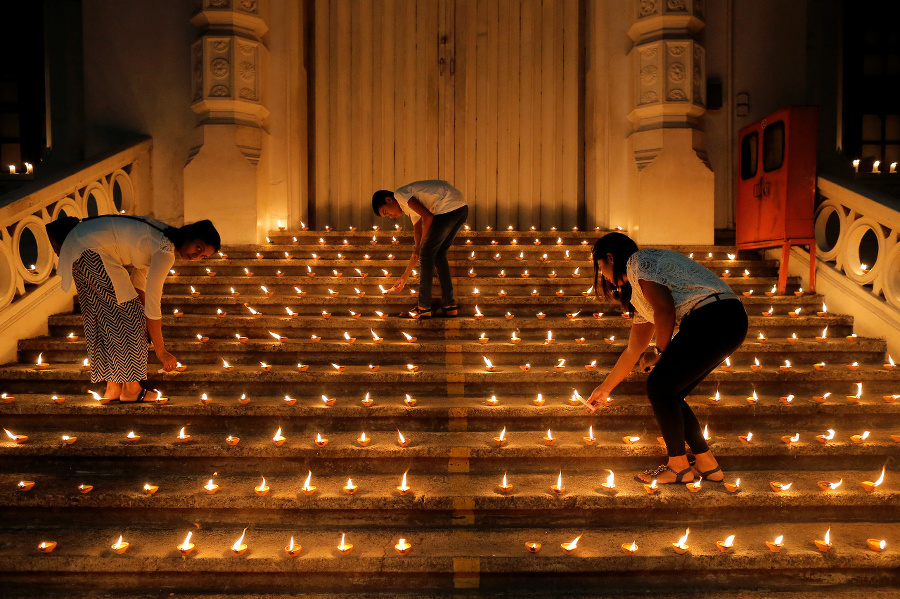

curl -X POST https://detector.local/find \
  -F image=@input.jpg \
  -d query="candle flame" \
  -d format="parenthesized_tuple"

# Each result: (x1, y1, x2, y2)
(483, 356, 493, 368)
(860, 430, 870, 440)
(790, 433, 799, 442)
(556, 471, 563, 490)
(606, 471, 615, 487)
(258, 475, 267, 489)
(563, 534, 582, 550)
(360, 432, 368, 442)
(475, 305, 483, 316)
(588, 425, 594, 440)
(397, 429, 406, 443)
(501, 472, 508, 487)
(855, 382, 863, 398)
(273, 427, 284, 441)
(302, 471, 313, 489)
(824, 528, 831, 545)
(829, 479, 843, 489)
(88, 390, 102, 401)
(399, 469, 409, 490)
(498, 427, 506, 441)
(344, 478, 354, 490)
(873, 466, 886, 486)
(879, 540, 886, 549)
(205, 479, 216, 491)
(222, 359, 230, 368)
(556, 359, 566, 368)
(758, 332, 766, 340)
(232, 528, 247, 551)
(734, 478, 741, 487)
(676, 528, 690, 547)
(339, 533, 348, 550)
(112, 535, 126, 549)
(650, 479, 657, 489)
(723, 534, 735, 548)
(692, 478, 702, 488)
(824, 429, 835, 440)
(269, 332, 282, 341)
(546, 429, 553, 440)
(36, 353, 43, 366)
(774, 535, 783, 545)
(703, 425, 710, 440)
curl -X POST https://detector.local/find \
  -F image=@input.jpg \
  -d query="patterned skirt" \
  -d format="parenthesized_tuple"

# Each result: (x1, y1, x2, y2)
(71, 250, 147, 383)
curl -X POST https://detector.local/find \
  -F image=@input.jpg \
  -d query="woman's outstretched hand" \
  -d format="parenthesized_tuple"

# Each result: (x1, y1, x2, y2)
(585, 383, 614, 413)
(391, 276, 408, 293)
(156, 349, 177, 372)
(639, 352, 660, 373)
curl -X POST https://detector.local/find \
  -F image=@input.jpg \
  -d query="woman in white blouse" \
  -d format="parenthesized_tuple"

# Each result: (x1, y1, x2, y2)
(585, 232, 748, 484)
(58, 216, 220, 402)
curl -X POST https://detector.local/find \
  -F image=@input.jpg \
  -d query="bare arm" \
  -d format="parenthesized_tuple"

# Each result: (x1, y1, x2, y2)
(640, 279, 675, 352)
(147, 318, 176, 371)
(391, 197, 434, 292)
(587, 320, 655, 410)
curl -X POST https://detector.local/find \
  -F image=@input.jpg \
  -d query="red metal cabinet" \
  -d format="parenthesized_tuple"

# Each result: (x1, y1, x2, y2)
(737, 106, 818, 292)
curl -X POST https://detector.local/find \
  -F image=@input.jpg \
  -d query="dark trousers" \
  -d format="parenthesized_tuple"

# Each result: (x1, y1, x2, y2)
(417, 205, 469, 309)
(646, 298, 748, 457)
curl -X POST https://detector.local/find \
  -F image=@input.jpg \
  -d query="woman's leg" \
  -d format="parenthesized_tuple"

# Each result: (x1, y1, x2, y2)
(639, 301, 748, 482)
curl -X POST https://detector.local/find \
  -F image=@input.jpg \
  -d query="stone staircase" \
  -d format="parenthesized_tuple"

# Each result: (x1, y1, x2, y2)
(0, 229, 897, 598)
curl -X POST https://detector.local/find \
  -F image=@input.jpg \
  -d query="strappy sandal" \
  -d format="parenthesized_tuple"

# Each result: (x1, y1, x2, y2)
(399, 306, 432, 320)
(439, 305, 459, 317)
(693, 466, 724, 482)
(634, 464, 693, 484)
(116, 388, 148, 404)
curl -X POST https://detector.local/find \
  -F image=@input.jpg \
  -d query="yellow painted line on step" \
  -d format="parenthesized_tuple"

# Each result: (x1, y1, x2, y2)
(452, 496, 476, 527)
(444, 319, 462, 339)
(445, 345, 463, 366)
(453, 557, 480, 589)
(446, 372, 465, 396)
(448, 447, 471, 473)
(448, 407, 468, 431)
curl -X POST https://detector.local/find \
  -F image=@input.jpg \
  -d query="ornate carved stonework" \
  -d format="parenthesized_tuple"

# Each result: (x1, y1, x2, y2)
(639, 0, 659, 18)
(210, 58, 230, 77)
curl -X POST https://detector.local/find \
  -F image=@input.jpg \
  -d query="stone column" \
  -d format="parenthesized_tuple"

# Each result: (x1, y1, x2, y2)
(184, 0, 269, 244)
(627, 0, 714, 245)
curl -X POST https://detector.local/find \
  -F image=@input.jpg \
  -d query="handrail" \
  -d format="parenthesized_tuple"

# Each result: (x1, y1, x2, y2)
(0, 139, 152, 312)
(815, 175, 900, 309)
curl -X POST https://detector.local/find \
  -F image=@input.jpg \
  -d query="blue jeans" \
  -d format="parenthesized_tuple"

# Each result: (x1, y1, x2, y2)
(418, 205, 468, 309)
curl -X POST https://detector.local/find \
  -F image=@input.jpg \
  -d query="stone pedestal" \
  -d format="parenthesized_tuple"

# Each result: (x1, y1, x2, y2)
(183, 0, 268, 244)
(628, 0, 714, 245)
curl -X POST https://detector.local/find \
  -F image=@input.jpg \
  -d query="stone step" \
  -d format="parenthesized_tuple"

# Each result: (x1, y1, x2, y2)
(0, 522, 896, 594)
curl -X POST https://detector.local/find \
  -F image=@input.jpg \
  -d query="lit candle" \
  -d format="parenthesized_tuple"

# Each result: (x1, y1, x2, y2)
(498, 471, 513, 493)
(111, 535, 129, 554)
(601, 471, 616, 493)
(254, 476, 270, 496)
(724, 478, 741, 493)
(561, 534, 581, 554)
(716, 534, 735, 553)
(4, 428, 27, 444)
(231, 528, 248, 555)
(766, 534, 785, 552)
(338, 533, 353, 555)
(552, 471, 565, 494)
(672, 528, 690, 554)
(861, 466, 886, 492)
(273, 427, 286, 446)
(35, 353, 48, 370)
(850, 430, 870, 444)
(343, 478, 358, 494)
(814, 528, 832, 552)
(867, 539, 887, 552)
(357, 432, 370, 446)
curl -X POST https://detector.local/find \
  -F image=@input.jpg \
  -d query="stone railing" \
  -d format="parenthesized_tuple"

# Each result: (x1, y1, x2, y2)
(815, 175, 900, 309)
(0, 139, 151, 363)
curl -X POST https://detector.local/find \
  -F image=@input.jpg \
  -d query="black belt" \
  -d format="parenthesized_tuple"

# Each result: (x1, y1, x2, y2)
(687, 292, 739, 316)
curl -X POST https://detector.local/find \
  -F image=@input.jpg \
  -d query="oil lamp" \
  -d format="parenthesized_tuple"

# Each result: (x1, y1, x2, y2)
(483, 357, 496, 372)
(672, 529, 690, 554)
(332, 363, 346, 373)
(296, 363, 309, 372)
(2, 393, 13, 403)
(126, 431, 141, 443)
(762, 307, 773, 317)
(82, 358, 91, 371)
(18, 480, 35, 491)
(723, 269, 730, 277)
(867, 539, 887, 552)
(62, 435, 76, 445)
(87, 390, 105, 405)
(397, 430, 411, 447)
(554, 359, 566, 372)
(244, 267, 253, 277)
(521, 363, 531, 372)
(226, 435, 239, 446)
(885, 355, 895, 370)
(746, 390, 759, 405)
(222, 359, 233, 371)
(814, 528, 832, 552)
(561, 534, 581, 554)
(847, 362, 859, 372)
(404, 394, 417, 406)
(368, 364, 379, 372)
(525, 542, 541, 553)
(544, 429, 555, 445)
(817, 479, 842, 491)
(269, 331, 287, 343)
(766, 535, 784, 552)
(402, 332, 417, 343)
(468, 268, 476, 277)
(781, 433, 799, 445)
(273, 427, 286, 446)
(254, 476, 270, 496)
(601, 471, 616, 493)
(848, 382, 862, 403)
(301, 471, 316, 495)
(847, 333, 858, 341)
(643, 479, 658, 494)
(354, 287, 365, 297)
(544, 330, 554, 344)
(231, 528, 248, 555)
(813, 391, 831, 403)
(537, 312, 546, 319)
(38, 541, 57, 553)
(343, 478, 358, 494)
(35, 353, 48, 370)
(585, 360, 596, 371)
(703, 425, 710, 441)
(204, 478, 219, 494)
(260, 362, 272, 372)
(357, 432, 370, 446)
(708, 390, 721, 405)
(886, 394, 899, 404)
(814, 362, 826, 371)
(816, 429, 835, 444)
(174, 426, 192, 443)
(721, 357, 732, 372)
(5, 429, 27, 444)
(486, 395, 499, 405)
(743, 269, 751, 277)
(687, 478, 702, 492)
(605, 335, 615, 344)
(498, 269, 506, 278)
(770, 481, 792, 492)
(261, 285, 274, 297)
(533, 393, 544, 406)
(743, 289, 754, 297)
(861, 466, 885, 492)
(343, 332, 356, 344)
(552, 472, 565, 494)
(395, 538, 412, 555)
(850, 430, 870, 443)
(780, 394, 795, 405)
(499, 472, 513, 493)
(307, 265, 315, 277)
(247, 306, 260, 317)
(716, 534, 735, 553)
(548, 270, 556, 278)
(622, 435, 640, 445)
(190, 286, 200, 298)
(757, 332, 767, 342)
(67, 332, 78, 341)
(338, 533, 353, 555)
(724, 478, 741, 493)
(111, 535, 129, 554)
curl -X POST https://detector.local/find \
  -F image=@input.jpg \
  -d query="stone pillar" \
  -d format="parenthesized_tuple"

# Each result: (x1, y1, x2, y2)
(627, 0, 714, 245)
(184, 0, 269, 244)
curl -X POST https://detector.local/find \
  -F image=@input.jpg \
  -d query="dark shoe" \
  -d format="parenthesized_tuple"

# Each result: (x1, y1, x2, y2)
(635, 464, 693, 484)
(439, 305, 459, 317)
(118, 388, 148, 403)
(693, 466, 724, 482)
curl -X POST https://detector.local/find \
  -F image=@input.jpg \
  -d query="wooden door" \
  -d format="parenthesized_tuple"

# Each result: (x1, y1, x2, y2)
(310, 0, 582, 230)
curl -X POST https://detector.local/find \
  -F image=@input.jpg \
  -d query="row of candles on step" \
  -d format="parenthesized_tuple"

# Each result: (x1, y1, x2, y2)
(6, 421, 899, 452)
(273, 222, 617, 234)
(13, 465, 888, 499)
(28, 527, 890, 557)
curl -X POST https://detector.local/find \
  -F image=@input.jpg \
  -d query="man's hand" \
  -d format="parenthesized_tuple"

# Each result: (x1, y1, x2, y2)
(585, 384, 614, 413)
(156, 349, 177, 372)
(639, 352, 661, 373)
(391, 276, 408, 293)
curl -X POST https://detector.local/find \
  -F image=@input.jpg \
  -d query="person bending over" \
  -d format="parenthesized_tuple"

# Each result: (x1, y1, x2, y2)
(372, 180, 468, 318)
(58, 216, 220, 402)
(585, 232, 748, 484)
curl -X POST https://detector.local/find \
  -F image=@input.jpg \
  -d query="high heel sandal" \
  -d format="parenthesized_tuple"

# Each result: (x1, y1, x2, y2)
(693, 466, 724, 482)
(439, 304, 459, 317)
(635, 464, 693, 484)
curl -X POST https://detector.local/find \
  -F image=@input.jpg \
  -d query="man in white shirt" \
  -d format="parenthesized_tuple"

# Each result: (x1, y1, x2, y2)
(372, 180, 469, 318)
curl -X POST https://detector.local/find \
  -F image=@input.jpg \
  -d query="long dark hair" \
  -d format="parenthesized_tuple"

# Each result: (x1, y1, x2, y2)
(164, 220, 221, 252)
(592, 232, 638, 313)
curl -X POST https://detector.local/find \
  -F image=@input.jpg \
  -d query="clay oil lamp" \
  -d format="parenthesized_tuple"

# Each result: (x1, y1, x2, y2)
(1, 393, 13, 404)
(723, 269, 731, 278)
(235, 333, 248, 343)
(394, 538, 412, 556)
(226, 435, 240, 446)
(331, 363, 346, 373)
(483, 357, 497, 372)
(221, 359, 233, 372)
(545, 330, 555, 345)
(585, 360, 597, 371)
(536, 312, 546, 320)
(87, 390, 105, 405)
(743, 289, 754, 298)
(307, 265, 315, 277)
(851, 430, 870, 444)
(551, 472, 565, 494)
(687, 478, 702, 493)
(499, 472, 513, 494)
(548, 270, 557, 279)
(38, 541, 57, 553)
(789, 307, 802, 318)
(885, 355, 896, 371)
(490, 425, 508, 447)
(703, 425, 711, 441)
(474, 306, 484, 320)
(406, 364, 419, 373)
(762, 306, 773, 317)
(781, 432, 799, 445)
(505, 311, 515, 320)
(717, 534, 735, 553)
(486, 395, 499, 406)
(354, 287, 365, 297)
(757, 331, 767, 342)
(601, 471, 617, 494)
(787, 332, 799, 343)
(402, 331, 417, 343)
(343, 478, 358, 495)
(260, 362, 272, 372)
(338, 533, 353, 555)
(621, 540, 639, 555)
(764, 534, 785, 553)
(644, 479, 658, 494)
(720, 357, 733, 372)
(672, 529, 691, 554)
(520, 363, 531, 372)
(561, 534, 581, 554)
(18, 480, 35, 491)
(814, 528, 832, 552)
(746, 390, 759, 405)
(236, 393, 251, 405)
(339, 331, 355, 345)
(66, 332, 79, 342)
(544, 429, 556, 446)
(867, 539, 887, 552)
(300, 471, 316, 496)
(203, 478, 219, 494)
(246, 306, 261, 318)
(813, 391, 831, 403)
(886, 394, 899, 404)
(367, 364, 379, 372)
(231, 528, 249, 556)
(861, 466, 886, 492)
(847, 361, 860, 372)
(310, 333, 322, 343)
(533, 393, 544, 406)
(468, 267, 477, 277)
(176, 427, 191, 443)
(357, 432, 371, 446)
(848, 383, 862, 403)
(739, 432, 753, 444)
(269, 331, 288, 343)
(724, 478, 741, 493)
(764, 286, 775, 298)
(584, 286, 595, 298)
(816, 429, 836, 444)
(243, 267, 254, 277)
(817, 479, 842, 491)
(622, 435, 641, 446)
(708, 390, 721, 406)
(189, 285, 200, 298)
(126, 431, 141, 443)
(348, 310, 361, 320)
(392, 469, 412, 496)
(254, 476, 270, 496)
(510, 331, 520, 345)
(35, 353, 49, 371)
(260, 285, 274, 298)
(554, 359, 566, 372)
(293, 285, 306, 297)
(780, 394, 795, 405)
(525, 541, 542, 553)
(471, 288, 480, 297)
(62, 435, 77, 445)
(111, 535, 130, 555)
(814, 361, 826, 371)
(605, 335, 615, 345)
(748, 357, 761, 372)
(566, 310, 580, 321)
(273, 427, 286, 446)
(5, 429, 28, 444)
(847, 333, 858, 341)
(742, 269, 751, 278)
(770, 481, 793, 493)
